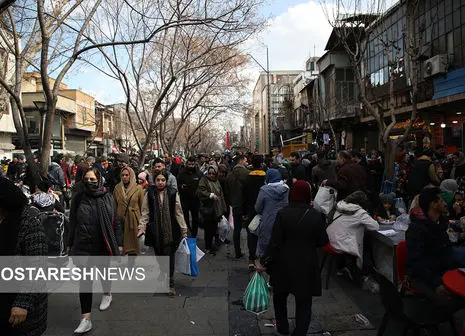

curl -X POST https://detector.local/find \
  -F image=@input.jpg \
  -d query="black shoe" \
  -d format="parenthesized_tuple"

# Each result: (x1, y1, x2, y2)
(206, 249, 216, 256)
(235, 252, 243, 259)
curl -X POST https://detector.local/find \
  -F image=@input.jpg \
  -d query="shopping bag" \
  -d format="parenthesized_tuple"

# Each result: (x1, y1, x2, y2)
(228, 206, 234, 230)
(186, 237, 203, 277)
(313, 186, 337, 215)
(243, 272, 269, 314)
(175, 238, 191, 275)
(218, 216, 230, 242)
(248, 214, 261, 235)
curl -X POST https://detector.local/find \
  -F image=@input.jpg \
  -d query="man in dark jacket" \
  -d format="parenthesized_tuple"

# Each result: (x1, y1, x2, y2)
(244, 155, 266, 269)
(311, 150, 337, 187)
(177, 157, 202, 238)
(165, 154, 180, 177)
(289, 151, 307, 186)
(407, 150, 440, 199)
(325, 151, 367, 201)
(406, 187, 459, 304)
(226, 154, 249, 259)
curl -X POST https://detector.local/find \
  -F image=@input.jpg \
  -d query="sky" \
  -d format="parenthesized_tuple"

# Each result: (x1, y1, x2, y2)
(63, 0, 335, 105)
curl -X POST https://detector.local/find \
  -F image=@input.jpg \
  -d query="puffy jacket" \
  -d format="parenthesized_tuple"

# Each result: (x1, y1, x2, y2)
(326, 200, 378, 267)
(406, 207, 455, 289)
(68, 190, 122, 256)
(255, 181, 289, 256)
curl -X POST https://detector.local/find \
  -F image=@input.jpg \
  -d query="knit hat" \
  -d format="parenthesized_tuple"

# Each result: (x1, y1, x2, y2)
(138, 172, 147, 181)
(290, 180, 312, 203)
(440, 179, 459, 193)
(265, 169, 282, 184)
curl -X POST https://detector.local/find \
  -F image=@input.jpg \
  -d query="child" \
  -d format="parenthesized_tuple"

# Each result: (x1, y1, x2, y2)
(375, 192, 396, 222)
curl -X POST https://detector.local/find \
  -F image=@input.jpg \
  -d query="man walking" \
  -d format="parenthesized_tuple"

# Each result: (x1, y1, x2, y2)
(226, 154, 249, 259)
(177, 157, 202, 238)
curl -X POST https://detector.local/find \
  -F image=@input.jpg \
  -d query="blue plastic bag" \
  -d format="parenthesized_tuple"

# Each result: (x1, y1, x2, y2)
(186, 238, 200, 277)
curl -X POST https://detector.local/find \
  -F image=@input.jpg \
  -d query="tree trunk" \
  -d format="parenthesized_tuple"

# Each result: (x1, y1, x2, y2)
(384, 139, 398, 181)
(40, 101, 57, 174)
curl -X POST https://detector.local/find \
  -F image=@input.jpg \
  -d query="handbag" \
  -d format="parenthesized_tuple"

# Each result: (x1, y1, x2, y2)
(314, 186, 337, 215)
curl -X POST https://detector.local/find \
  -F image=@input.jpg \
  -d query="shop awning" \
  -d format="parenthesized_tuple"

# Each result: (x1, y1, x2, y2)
(0, 143, 15, 150)
(283, 134, 306, 143)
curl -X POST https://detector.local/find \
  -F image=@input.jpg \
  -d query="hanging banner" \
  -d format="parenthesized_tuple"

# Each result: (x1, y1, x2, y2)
(225, 132, 230, 150)
(323, 133, 330, 145)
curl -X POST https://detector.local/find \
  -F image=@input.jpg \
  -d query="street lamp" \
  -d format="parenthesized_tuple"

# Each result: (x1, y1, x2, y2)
(33, 100, 47, 150)
(248, 47, 272, 153)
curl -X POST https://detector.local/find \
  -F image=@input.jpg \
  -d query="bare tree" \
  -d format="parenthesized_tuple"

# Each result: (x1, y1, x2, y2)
(321, 0, 425, 178)
(1, 0, 263, 173)
(87, 0, 263, 168)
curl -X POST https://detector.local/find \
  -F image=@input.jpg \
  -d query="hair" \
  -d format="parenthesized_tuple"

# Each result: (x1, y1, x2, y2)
(84, 167, 101, 182)
(338, 150, 352, 162)
(317, 150, 327, 160)
(37, 175, 53, 192)
(153, 169, 169, 181)
(251, 155, 263, 169)
(153, 157, 165, 166)
(351, 151, 362, 159)
(187, 156, 196, 163)
(234, 154, 246, 163)
(419, 187, 441, 215)
(87, 156, 96, 164)
(290, 151, 300, 160)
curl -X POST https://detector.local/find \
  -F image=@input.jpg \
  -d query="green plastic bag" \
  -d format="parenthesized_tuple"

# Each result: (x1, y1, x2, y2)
(243, 272, 269, 314)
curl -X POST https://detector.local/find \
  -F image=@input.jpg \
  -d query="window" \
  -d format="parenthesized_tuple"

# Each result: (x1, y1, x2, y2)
(82, 107, 87, 122)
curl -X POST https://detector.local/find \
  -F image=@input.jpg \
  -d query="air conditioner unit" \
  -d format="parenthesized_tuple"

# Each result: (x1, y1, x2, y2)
(424, 54, 448, 78)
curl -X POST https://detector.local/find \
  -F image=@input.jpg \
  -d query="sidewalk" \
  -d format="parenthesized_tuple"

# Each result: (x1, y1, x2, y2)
(44, 231, 463, 335)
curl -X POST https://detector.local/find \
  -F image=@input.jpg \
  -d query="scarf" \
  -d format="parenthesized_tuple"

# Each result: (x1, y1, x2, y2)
(205, 165, 225, 217)
(154, 188, 173, 250)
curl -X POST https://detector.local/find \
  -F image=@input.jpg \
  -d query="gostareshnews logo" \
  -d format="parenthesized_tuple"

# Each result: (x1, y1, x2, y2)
(0, 256, 169, 293)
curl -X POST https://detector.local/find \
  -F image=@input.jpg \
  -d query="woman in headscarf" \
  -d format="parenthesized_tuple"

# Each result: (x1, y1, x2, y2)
(257, 181, 328, 336)
(67, 167, 122, 334)
(197, 165, 227, 255)
(114, 167, 144, 256)
(138, 170, 188, 295)
(0, 176, 48, 336)
(255, 168, 289, 257)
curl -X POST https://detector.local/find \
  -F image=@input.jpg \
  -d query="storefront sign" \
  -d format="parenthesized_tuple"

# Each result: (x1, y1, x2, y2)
(393, 117, 425, 130)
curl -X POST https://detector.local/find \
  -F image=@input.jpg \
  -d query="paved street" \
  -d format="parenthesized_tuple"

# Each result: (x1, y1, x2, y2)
(44, 230, 465, 336)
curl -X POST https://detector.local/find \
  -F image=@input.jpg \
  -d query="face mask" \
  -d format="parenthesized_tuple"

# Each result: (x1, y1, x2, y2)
(84, 181, 99, 190)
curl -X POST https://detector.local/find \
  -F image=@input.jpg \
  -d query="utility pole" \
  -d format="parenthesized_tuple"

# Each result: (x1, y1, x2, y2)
(266, 47, 272, 153)
(248, 47, 272, 153)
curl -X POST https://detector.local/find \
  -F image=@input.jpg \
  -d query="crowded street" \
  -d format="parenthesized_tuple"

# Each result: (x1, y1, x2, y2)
(2, 0, 465, 335)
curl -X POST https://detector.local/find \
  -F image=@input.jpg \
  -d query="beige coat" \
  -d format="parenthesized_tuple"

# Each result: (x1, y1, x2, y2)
(114, 167, 144, 255)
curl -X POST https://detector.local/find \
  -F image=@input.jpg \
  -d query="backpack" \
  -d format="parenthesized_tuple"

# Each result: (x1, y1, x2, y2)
(35, 209, 67, 257)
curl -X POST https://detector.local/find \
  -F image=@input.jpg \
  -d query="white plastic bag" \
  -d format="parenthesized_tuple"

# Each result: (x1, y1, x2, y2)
(175, 238, 191, 275)
(248, 215, 261, 234)
(395, 198, 407, 214)
(228, 206, 234, 230)
(314, 186, 337, 215)
(218, 216, 230, 242)
(393, 213, 410, 231)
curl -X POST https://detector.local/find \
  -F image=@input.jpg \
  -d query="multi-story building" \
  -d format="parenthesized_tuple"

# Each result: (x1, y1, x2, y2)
(357, 0, 465, 150)
(0, 24, 17, 159)
(15, 72, 96, 156)
(251, 70, 300, 153)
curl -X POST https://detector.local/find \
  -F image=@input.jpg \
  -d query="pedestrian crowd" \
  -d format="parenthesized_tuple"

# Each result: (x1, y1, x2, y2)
(0, 145, 465, 335)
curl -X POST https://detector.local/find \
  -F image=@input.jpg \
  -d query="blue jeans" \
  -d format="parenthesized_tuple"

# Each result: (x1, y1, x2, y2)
(452, 246, 465, 266)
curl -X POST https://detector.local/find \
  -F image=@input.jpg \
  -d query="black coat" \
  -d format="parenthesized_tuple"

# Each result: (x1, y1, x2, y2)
(326, 162, 368, 201)
(68, 190, 122, 256)
(177, 167, 202, 200)
(261, 202, 329, 298)
(406, 207, 456, 290)
(244, 170, 266, 219)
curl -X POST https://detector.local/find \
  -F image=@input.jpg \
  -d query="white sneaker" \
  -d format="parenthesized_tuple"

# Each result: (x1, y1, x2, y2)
(74, 318, 92, 334)
(99, 294, 112, 311)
